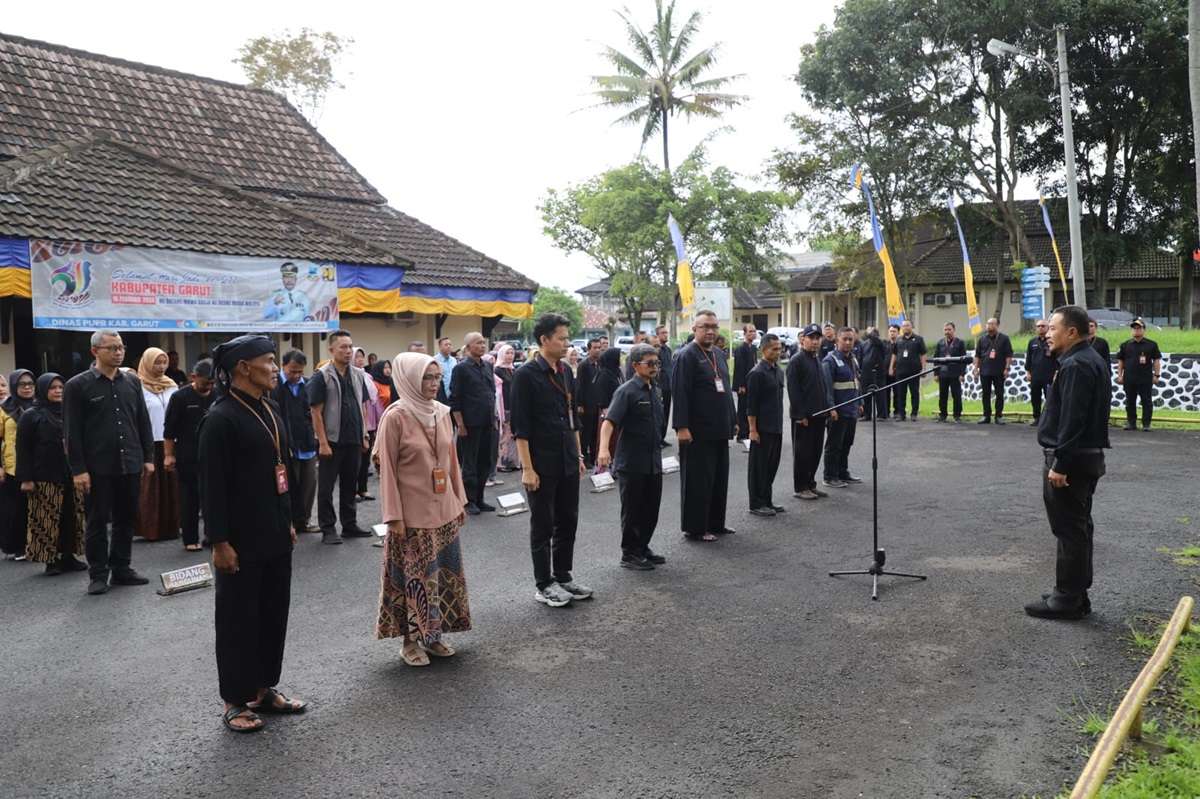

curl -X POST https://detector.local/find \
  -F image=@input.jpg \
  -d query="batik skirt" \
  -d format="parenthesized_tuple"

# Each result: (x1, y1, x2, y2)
(375, 515, 471, 644)
(26, 481, 85, 563)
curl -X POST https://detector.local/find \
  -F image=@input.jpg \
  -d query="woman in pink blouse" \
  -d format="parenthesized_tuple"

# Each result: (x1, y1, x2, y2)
(374, 352, 472, 666)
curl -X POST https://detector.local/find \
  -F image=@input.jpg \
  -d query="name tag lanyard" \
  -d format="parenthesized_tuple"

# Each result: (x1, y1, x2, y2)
(407, 409, 449, 494)
(231, 392, 288, 495)
(703, 347, 725, 393)
(543, 357, 576, 430)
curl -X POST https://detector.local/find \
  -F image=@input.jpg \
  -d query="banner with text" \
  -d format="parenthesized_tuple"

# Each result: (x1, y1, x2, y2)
(29, 240, 340, 332)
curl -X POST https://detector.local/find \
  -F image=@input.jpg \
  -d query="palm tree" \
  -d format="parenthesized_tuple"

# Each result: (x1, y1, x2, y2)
(591, 0, 744, 175)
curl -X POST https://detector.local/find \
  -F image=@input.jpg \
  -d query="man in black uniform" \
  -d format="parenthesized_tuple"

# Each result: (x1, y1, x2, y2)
(746, 333, 786, 516)
(821, 327, 863, 487)
(888, 320, 926, 421)
(933, 322, 967, 423)
(1117, 318, 1162, 431)
(655, 325, 674, 445)
(576, 338, 603, 468)
(732, 325, 758, 442)
(787, 325, 830, 501)
(1025, 306, 1111, 620)
(64, 330, 155, 596)
(819, 323, 837, 358)
(1025, 320, 1058, 425)
(163, 359, 216, 551)
(858, 327, 888, 421)
(201, 335, 306, 732)
(672, 309, 737, 542)
(450, 332, 497, 515)
(973, 317, 1013, 424)
(512, 313, 592, 608)
(1087, 319, 1112, 388)
(598, 343, 665, 570)
(273, 350, 320, 533)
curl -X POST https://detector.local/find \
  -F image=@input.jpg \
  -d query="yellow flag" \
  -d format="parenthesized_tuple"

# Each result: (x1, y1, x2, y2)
(667, 214, 694, 310)
(852, 165, 906, 324)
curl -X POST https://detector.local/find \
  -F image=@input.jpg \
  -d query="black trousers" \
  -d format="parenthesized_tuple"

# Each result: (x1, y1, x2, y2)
(214, 550, 292, 706)
(1125, 382, 1153, 428)
(1030, 381, 1050, 420)
(980, 374, 1005, 418)
(456, 425, 493, 506)
(660, 390, 672, 440)
(823, 417, 857, 480)
(617, 472, 662, 555)
(54, 481, 79, 558)
(356, 430, 376, 494)
(791, 417, 826, 492)
(318, 444, 361, 535)
(679, 439, 729, 536)
(748, 432, 782, 509)
(0, 479, 27, 556)
(84, 472, 141, 580)
(938, 377, 963, 420)
(893, 375, 919, 417)
(177, 463, 201, 547)
(286, 457, 318, 530)
(528, 467, 580, 588)
(861, 377, 887, 419)
(580, 408, 599, 467)
(736, 392, 750, 440)
(1042, 452, 1103, 599)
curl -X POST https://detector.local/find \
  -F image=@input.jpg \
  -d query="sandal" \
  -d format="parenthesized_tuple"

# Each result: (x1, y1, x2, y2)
(248, 687, 307, 714)
(402, 644, 430, 667)
(683, 533, 719, 543)
(184, 544, 202, 552)
(222, 705, 265, 733)
(424, 641, 456, 658)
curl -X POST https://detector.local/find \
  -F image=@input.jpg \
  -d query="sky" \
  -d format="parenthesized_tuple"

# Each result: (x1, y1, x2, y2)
(3, 0, 839, 294)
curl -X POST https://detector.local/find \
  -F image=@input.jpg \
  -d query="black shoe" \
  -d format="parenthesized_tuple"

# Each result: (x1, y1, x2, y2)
(465, 503, 481, 516)
(1123, 425, 1136, 431)
(1030, 419, 1040, 427)
(977, 418, 991, 425)
(87, 578, 110, 595)
(994, 418, 1006, 426)
(896, 415, 906, 422)
(111, 570, 150, 586)
(359, 493, 376, 502)
(620, 555, 655, 571)
(714, 527, 736, 535)
(62, 556, 88, 572)
(909, 416, 918, 422)
(477, 502, 497, 512)
(44, 561, 63, 576)
(749, 507, 776, 517)
(322, 532, 344, 545)
(953, 417, 962, 424)
(1142, 426, 1151, 432)
(342, 527, 372, 538)
(840, 474, 863, 484)
(771, 505, 787, 513)
(1043, 592, 1091, 615)
(936, 416, 946, 423)
(643, 548, 666, 565)
(1024, 597, 1085, 620)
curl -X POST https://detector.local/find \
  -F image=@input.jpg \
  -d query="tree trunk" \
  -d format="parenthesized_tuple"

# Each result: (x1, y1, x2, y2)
(661, 107, 671, 175)
(1188, 0, 1200, 328)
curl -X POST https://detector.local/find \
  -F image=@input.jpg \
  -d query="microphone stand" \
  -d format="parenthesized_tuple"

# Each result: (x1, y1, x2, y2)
(823, 364, 945, 600)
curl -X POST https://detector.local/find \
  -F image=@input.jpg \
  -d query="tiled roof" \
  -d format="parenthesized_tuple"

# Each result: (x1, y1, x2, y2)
(0, 32, 382, 202)
(786, 264, 840, 292)
(278, 195, 538, 291)
(734, 281, 783, 309)
(0, 136, 404, 265)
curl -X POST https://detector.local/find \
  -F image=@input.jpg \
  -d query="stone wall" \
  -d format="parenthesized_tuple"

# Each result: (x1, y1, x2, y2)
(958, 353, 1200, 412)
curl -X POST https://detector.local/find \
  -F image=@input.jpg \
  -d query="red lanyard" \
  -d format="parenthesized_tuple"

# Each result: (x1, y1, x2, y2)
(701, 346, 721, 383)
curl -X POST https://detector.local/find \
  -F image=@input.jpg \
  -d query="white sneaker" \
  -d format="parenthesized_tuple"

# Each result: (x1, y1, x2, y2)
(535, 583, 573, 608)
(558, 580, 594, 600)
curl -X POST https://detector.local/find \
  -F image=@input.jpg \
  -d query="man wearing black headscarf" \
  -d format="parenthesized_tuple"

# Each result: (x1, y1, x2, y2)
(200, 335, 306, 733)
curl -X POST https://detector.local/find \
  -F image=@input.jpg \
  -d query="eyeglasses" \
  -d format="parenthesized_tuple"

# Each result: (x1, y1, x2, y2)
(16, 381, 34, 388)
(696, 323, 719, 331)
(421, 374, 441, 382)
(97, 344, 126, 352)
(638, 360, 661, 367)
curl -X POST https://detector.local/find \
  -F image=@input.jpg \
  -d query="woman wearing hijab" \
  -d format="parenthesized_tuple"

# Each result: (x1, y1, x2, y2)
(0, 373, 10, 403)
(17, 373, 86, 574)
(354, 348, 380, 503)
(136, 348, 180, 541)
(494, 345, 520, 472)
(374, 352, 472, 667)
(593, 348, 624, 474)
(0, 369, 35, 559)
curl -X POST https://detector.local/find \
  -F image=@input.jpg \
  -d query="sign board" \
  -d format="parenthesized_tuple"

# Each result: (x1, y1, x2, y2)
(1022, 266, 1052, 278)
(692, 280, 733, 328)
(157, 562, 214, 596)
(662, 455, 680, 474)
(589, 471, 616, 493)
(496, 491, 529, 517)
(1022, 294, 1046, 320)
(29, 239, 342, 332)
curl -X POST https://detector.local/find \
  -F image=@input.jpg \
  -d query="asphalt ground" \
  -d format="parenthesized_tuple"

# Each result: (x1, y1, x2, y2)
(2, 418, 1198, 798)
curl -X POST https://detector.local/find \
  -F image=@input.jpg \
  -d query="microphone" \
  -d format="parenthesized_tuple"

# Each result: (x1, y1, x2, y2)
(927, 355, 974, 365)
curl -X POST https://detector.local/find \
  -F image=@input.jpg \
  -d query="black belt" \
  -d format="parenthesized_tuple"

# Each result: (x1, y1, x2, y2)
(1043, 447, 1103, 456)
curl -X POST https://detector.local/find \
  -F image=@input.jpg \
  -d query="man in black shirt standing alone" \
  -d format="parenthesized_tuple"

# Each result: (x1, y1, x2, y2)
(1025, 320, 1058, 425)
(973, 317, 1013, 424)
(598, 343, 665, 570)
(746, 333, 786, 517)
(64, 329, 155, 596)
(202, 335, 306, 732)
(512, 314, 591, 607)
(888, 320, 925, 421)
(163, 358, 216, 551)
(450, 332, 497, 516)
(1026, 305, 1111, 620)
(672, 310, 737, 543)
(1117, 318, 1162, 431)
(732, 324, 758, 442)
(787, 325, 830, 501)
(933, 322, 967, 423)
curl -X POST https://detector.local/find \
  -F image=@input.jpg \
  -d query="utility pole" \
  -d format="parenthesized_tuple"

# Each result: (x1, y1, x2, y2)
(1056, 26, 1087, 308)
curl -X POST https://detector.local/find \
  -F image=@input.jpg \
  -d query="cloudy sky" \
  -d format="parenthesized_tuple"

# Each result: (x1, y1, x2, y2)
(5, 0, 839, 293)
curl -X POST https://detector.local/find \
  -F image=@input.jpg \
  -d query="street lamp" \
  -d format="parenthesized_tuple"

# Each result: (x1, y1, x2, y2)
(988, 28, 1087, 308)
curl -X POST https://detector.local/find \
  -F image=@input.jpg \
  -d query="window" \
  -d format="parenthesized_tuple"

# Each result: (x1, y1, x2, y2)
(857, 296, 876, 325)
(952, 292, 968, 305)
(1121, 287, 1179, 326)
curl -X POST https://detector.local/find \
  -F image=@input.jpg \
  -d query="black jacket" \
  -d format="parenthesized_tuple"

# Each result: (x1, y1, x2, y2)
(271, 377, 318, 456)
(732, 342, 757, 391)
(934, 337, 968, 378)
(1037, 341, 1111, 474)
(786, 349, 828, 419)
(163, 385, 216, 466)
(449, 357, 496, 428)
(1025, 336, 1058, 384)
(595, 349, 623, 408)
(15, 406, 70, 484)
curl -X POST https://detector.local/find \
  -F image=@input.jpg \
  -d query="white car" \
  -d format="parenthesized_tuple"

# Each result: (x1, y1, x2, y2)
(767, 326, 804, 351)
(615, 335, 637, 353)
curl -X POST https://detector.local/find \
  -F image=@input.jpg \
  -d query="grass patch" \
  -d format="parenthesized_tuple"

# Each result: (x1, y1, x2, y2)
(912, 391, 1200, 429)
(1001, 327, 1200, 355)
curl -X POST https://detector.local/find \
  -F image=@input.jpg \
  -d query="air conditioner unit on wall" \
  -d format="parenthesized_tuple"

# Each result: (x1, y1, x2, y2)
(934, 293, 952, 307)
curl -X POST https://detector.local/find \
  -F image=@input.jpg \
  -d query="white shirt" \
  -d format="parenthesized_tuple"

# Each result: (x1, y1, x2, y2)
(142, 385, 177, 442)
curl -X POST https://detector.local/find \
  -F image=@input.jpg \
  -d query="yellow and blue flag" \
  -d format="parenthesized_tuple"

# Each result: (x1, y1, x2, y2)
(947, 196, 982, 336)
(667, 213, 695, 311)
(851, 165, 906, 325)
(1038, 193, 1070, 298)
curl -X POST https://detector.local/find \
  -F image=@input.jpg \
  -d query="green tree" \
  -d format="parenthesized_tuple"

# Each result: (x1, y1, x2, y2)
(518, 287, 584, 339)
(234, 29, 352, 122)
(590, 0, 744, 173)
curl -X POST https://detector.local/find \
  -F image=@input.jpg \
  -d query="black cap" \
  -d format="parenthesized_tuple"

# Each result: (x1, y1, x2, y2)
(1130, 317, 1145, 328)
(802, 324, 822, 338)
(212, 335, 275, 371)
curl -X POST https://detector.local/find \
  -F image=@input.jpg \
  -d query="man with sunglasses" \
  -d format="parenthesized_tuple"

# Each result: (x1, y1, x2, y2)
(598, 343, 666, 570)
(64, 330, 155, 595)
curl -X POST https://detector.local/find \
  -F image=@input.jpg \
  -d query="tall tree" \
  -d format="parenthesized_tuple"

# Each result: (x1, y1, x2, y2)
(590, 0, 744, 174)
(518, 287, 585, 339)
(1188, 0, 1200, 326)
(234, 29, 352, 123)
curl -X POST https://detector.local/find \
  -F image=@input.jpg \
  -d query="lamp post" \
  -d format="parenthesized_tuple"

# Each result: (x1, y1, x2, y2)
(987, 27, 1087, 308)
